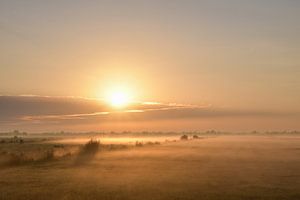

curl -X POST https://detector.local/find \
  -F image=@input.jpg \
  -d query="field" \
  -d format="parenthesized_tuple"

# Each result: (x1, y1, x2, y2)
(0, 134, 300, 200)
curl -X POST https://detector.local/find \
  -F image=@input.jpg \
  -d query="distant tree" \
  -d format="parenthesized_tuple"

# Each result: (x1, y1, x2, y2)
(180, 135, 188, 140)
(135, 141, 143, 147)
(193, 135, 199, 139)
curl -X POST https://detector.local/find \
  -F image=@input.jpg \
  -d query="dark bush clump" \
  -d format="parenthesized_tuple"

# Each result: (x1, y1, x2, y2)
(7, 136, 24, 144)
(180, 135, 189, 140)
(75, 139, 101, 165)
(81, 139, 100, 154)
(135, 141, 143, 147)
(146, 141, 155, 145)
(106, 144, 128, 151)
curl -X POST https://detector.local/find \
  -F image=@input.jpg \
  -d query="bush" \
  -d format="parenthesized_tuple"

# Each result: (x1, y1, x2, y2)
(180, 135, 188, 140)
(81, 139, 100, 154)
(146, 141, 155, 146)
(135, 141, 143, 147)
(104, 144, 129, 151)
(193, 135, 199, 139)
(7, 136, 24, 144)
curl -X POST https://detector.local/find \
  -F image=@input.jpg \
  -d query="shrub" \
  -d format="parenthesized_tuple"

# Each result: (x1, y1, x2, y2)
(146, 141, 155, 145)
(7, 136, 24, 144)
(81, 139, 100, 154)
(135, 141, 143, 147)
(180, 135, 188, 140)
(106, 144, 128, 151)
(75, 139, 101, 165)
(193, 135, 199, 139)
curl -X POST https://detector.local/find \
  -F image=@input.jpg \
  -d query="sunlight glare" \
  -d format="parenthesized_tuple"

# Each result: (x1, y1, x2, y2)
(106, 88, 132, 108)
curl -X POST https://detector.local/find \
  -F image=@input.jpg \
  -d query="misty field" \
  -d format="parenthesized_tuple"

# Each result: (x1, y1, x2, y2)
(0, 135, 300, 200)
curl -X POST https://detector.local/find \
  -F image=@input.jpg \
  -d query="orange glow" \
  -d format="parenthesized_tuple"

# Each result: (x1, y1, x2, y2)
(105, 86, 133, 108)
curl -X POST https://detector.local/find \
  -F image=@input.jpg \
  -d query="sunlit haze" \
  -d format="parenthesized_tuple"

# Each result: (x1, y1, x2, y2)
(1, 2, 300, 200)
(106, 87, 132, 108)
(0, 0, 300, 132)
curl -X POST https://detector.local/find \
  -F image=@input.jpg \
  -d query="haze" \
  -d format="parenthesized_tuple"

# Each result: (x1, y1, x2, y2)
(0, 0, 300, 131)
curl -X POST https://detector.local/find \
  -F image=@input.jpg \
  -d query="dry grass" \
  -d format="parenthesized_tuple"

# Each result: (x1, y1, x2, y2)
(0, 137, 163, 167)
(0, 135, 300, 200)
(0, 140, 78, 166)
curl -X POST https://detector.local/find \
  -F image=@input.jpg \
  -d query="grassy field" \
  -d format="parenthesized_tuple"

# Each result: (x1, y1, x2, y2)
(0, 135, 300, 200)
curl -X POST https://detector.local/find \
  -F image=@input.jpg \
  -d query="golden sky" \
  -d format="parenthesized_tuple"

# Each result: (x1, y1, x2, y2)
(0, 1, 299, 131)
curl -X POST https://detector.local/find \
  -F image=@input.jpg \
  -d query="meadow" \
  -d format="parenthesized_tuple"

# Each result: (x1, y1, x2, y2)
(0, 133, 299, 200)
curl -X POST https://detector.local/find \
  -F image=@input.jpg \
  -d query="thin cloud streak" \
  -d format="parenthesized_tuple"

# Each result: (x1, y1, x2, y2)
(19, 102, 205, 122)
(0, 95, 299, 130)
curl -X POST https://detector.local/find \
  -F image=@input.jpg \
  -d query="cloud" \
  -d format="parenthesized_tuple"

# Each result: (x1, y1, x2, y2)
(0, 96, 206, 123)
(0, 95, 299, 131)
(0, 95, 105, 118)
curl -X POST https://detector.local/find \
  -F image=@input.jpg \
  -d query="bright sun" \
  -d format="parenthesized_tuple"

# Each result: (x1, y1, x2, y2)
(106, 88, 132, 108)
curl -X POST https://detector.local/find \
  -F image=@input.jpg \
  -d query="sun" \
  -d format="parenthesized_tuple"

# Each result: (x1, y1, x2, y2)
(106, 88, 132, 108)
(109, 91, 129, 107)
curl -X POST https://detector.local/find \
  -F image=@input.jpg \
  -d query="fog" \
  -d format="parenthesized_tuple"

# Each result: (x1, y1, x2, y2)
(1, 134, 299, 199)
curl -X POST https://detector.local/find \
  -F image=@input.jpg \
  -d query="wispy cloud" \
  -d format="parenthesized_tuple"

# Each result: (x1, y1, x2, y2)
(0, 95, 299, 131)
(0, 95, 295, 122)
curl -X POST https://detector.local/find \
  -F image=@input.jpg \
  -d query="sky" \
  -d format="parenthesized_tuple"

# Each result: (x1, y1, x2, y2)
(0, 0, 300, 132)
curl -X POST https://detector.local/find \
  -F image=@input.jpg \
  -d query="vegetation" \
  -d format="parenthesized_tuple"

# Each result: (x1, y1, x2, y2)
(1, 135, 300, 199)
(80, 139, 100, 155)
(135, 141, 143, 147)
(180, 135, 189, 140)
(192, 135, 199, 139)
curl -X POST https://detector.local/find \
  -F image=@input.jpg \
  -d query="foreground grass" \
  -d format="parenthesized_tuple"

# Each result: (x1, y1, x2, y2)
(0, 135, 300, 200)
(0, 137, 163, 166)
